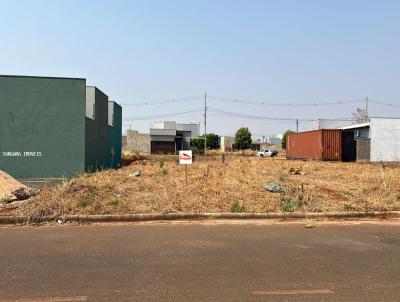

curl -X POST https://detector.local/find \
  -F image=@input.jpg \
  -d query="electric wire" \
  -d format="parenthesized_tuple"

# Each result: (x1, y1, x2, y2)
(121, 96, 202, 106)
(123, 108, 203, 121)
(207, 95, 365, 106)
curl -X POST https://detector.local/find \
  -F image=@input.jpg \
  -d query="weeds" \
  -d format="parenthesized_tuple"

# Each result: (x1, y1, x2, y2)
(19, 156, 400, 218)
(344, 191, 354, 197)
(106, 197, 122, 206)
(230, 201, 246, 213)
(280, 195, 297, 212)
(159, 158, 165, 169)
(78, 197, 89, 207)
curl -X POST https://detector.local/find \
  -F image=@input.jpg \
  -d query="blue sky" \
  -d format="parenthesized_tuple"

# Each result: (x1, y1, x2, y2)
(1, 0, 399, 136)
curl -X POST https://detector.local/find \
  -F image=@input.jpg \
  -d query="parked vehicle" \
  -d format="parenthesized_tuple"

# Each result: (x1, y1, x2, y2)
(257, 149, 278, 157)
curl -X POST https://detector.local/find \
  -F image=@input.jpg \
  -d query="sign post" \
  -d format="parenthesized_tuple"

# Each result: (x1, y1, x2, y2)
(179, 150, 192, 185)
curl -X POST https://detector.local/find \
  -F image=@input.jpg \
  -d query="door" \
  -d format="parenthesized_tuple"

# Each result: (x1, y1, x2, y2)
(342, 131, 356, 162)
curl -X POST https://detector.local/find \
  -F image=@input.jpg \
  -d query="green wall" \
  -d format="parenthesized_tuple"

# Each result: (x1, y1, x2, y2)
(107, 102, 122, 168)
(0, 76, 86, 178)
(85, 87, 109, 171)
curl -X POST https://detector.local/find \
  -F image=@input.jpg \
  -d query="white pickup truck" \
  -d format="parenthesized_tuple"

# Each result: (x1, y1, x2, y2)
(257, 149, 278, 157)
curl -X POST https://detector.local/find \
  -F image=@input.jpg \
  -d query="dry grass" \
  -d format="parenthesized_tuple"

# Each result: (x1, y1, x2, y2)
(121, 151, 149, 166)
(15, 154, 400, 219)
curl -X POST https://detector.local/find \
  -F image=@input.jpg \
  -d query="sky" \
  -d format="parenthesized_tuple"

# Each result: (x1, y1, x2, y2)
(1, 0, 399, 137)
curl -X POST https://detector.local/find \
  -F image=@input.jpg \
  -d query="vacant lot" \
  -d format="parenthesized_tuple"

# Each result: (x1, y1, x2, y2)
(10, 154, 400, 219)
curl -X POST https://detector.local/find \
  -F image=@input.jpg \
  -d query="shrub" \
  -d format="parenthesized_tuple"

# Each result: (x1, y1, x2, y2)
(282, 130, 295, 150)
(190, 137, 204, 149)
(159, 158, 165, 169)
(280, 195, 297, 212)
(106, 197, 122, 206)
(78, 197, 89, 207)
(190, 133, 219, 150)
(230, 200, 246, 213)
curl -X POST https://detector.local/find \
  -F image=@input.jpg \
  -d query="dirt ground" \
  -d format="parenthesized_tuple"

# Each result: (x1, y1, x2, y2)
(5, 153, 400, 219)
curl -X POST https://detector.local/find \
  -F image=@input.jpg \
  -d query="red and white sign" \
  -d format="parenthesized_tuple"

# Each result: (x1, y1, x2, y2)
(179, 150, 192, 165)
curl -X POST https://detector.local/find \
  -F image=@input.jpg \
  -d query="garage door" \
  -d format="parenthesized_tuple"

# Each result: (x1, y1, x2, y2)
(151, 141, 176, 154)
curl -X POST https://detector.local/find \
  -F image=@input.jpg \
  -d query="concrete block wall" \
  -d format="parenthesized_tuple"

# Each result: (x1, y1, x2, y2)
(123, 130, 150, 153)
(356, 139, 370, 162)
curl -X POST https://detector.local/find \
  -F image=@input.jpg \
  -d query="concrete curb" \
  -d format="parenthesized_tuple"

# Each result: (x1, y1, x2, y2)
(0, 211, 399, 225)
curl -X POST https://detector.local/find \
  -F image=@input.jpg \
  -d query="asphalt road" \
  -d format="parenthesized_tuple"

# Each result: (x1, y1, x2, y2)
(0, 221, 399, 302)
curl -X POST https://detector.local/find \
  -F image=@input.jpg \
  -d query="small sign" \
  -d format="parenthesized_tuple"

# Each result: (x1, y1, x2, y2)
(179, 150, 192, 165)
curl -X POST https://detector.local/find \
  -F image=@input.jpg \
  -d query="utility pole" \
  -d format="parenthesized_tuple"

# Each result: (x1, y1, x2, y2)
(204, 92, 207, 155)
(296, 119, 299, 132)
(365, 96, 369, 122)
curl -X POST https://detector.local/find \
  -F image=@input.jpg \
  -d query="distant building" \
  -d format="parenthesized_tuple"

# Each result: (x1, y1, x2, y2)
(122, 130, 150, 153)
(251, 138, 262, 151)
(287, 117, 400, 162)
(263, 136, 282, 145)
(150, 121, 199, 154)
(310, 119, 356, 130)
(341, 117, 400, 162)
(220, 136, 235, 152)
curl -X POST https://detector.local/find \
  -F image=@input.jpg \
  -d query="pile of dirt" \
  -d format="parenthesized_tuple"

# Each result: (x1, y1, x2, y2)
(0, 171, 37, 203)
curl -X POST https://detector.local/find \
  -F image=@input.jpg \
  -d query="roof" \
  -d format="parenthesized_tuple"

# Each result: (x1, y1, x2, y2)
(341, 122, 370, 130)
(0, 74, 85, 81)
(109, 100, 122, 107)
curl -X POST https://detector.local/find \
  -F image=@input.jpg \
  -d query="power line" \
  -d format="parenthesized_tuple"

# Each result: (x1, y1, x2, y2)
(207, 95, 365, 107)
(123, 108, 203, 121)
(368, 100, 400, 108)
(208, 107, 314, 122)
(207, 107, 354, 122)
(120, 94, 400, 108)
(123, 105, 357, 123)
(121, 96, 202, 106)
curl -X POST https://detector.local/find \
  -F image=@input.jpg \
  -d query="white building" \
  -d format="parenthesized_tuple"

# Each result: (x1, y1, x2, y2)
(341, 117, 400, 162)
(310, 119, 356, 130)
(150, 121, 199, 154)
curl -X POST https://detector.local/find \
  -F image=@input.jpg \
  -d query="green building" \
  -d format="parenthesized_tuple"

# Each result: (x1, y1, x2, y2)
(0, 75, 122, 179)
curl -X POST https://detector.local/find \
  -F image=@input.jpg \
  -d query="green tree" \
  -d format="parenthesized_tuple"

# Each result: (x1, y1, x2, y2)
(190, 137, 204, 149)
(282, 129, 295, 150)
(234, 127, 252, 153)
(204, 133, 219, 149)
(190, 133, 219, 150)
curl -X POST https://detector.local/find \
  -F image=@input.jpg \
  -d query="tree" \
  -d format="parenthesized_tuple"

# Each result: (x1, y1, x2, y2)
(204, 133, 219, 149)
(190, 137, 204, 149)
(234, 127, 252, 153)
(352, 107, 369, 123)
(190, 133, 219, 150)
(282, 130, 295, 150)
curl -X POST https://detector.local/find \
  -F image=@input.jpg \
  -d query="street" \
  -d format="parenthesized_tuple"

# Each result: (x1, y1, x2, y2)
(0, 221, 399, 301)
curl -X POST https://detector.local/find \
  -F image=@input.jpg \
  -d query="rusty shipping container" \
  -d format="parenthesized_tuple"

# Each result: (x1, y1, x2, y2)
(286, 129, 342, 161)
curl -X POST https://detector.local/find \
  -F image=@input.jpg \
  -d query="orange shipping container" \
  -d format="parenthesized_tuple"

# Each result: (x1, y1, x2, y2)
(286, 129, 342, 161)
